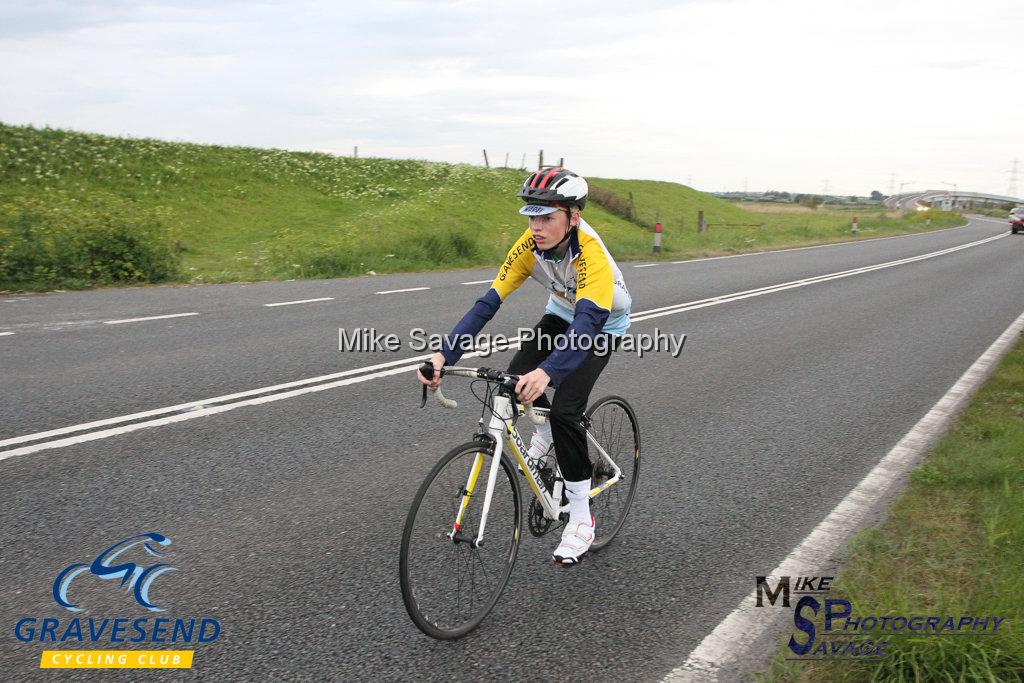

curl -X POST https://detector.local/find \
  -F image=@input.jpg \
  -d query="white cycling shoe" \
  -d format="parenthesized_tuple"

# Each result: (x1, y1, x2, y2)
(553, 515, 595, 566)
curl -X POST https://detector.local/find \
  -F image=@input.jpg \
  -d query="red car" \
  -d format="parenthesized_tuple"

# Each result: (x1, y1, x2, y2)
(1013, 217, 1024, 235)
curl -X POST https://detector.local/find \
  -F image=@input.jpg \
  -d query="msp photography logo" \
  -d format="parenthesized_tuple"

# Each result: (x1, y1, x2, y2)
(755, 574, 1008, 662)
(12, 532, 222, 670)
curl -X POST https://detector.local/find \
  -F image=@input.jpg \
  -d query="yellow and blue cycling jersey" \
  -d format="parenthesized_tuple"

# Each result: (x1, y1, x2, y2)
(441, 218, 632, 385)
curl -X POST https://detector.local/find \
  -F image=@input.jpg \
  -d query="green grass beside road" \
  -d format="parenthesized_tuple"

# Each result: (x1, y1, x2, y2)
(0, 122, 962, 291)
(760, 332, 1024, 682)
(588, 179, 963, 260)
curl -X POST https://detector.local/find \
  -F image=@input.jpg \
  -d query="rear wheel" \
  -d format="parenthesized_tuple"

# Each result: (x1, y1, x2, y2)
(584, 396, 641, 551)
(399, 441, 521, 639)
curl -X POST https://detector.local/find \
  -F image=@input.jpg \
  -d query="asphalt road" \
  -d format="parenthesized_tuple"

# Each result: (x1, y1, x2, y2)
(2, 217, 1022, 680)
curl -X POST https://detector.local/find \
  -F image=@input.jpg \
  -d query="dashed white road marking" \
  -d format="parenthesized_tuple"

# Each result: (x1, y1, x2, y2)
(0, 230, 1007, 461)
(103, 312, 199, 325)
(633, 264, 659, 268)
(461, 279, 493, 285)
(0, 332, 14, 337)
(376, 287, 430, 294)
(664, 307, 1024, 682)
(263, 297, 334, 307)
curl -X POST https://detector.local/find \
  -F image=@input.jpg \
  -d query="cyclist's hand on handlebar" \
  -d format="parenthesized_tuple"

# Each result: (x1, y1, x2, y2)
(515, 368, 550, 404)
(416, 352, 446, 390)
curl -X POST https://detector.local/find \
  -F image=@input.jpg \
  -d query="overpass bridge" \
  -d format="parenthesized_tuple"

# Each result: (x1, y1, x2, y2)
(884, 190, 1023, 212)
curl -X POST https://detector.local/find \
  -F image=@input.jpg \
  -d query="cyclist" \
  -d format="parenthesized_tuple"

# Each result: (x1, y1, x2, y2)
(416, 167, 632, 566)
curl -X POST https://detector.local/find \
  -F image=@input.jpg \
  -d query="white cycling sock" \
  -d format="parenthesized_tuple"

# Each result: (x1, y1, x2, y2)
(526, 422, 553, 461)
(564, 478, 592, 524)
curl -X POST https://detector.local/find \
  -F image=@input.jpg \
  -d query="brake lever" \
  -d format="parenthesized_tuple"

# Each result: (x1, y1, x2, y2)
(418, 362, 434, 408)
(419, 361, 447, 408)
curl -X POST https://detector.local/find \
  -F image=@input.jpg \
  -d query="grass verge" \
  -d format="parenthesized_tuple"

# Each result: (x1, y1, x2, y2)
(0, 122, 963, 291)
(758, 331, 1024, 682)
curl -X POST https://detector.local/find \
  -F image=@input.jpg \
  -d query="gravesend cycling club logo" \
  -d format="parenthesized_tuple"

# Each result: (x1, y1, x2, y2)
(53, 532, 176, 612)
(756, 575, 1007, 661)
(12, 532, 222, 670)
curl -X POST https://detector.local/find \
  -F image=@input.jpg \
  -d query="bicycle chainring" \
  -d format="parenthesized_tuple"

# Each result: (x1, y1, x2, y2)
(527, 498, 552, 537)
(527, 456, 558, 537)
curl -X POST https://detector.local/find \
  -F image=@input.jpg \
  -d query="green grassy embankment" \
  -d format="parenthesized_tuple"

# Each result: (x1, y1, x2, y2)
(598, 181, 962, 255)
(759, 333, 1024, 682)
(0, 122, 961, 291)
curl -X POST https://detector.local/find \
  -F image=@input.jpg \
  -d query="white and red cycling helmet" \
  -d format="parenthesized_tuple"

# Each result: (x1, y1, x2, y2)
(517, 167, 588, 214)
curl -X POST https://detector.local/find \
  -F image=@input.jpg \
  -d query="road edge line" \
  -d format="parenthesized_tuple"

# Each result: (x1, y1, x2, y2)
(663, 308, 1024, 682)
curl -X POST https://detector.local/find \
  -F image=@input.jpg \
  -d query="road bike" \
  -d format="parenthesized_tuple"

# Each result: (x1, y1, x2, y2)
(399, 364, 640, 639)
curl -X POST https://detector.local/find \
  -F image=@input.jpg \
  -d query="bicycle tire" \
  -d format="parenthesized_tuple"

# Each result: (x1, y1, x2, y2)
(399, 441, 521, 639)
(585, 395, 641, 552)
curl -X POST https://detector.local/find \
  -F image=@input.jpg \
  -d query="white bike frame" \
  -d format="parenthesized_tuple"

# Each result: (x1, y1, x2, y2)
(443, 385, 623, 548)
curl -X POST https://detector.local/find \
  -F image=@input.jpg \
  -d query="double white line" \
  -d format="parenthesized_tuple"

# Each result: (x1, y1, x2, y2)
(0, 233, 1005, 462)
(632, 232, 1005, 322)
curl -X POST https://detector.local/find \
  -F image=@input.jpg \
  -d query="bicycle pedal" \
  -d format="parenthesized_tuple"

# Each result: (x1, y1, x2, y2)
(554, 557, 583, 568)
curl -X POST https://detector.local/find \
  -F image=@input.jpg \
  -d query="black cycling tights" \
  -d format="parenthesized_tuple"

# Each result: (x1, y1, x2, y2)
(507, 314, 616, 482)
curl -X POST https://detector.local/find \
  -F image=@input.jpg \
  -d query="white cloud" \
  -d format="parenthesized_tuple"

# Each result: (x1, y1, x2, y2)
(1, 0, 1021, 196)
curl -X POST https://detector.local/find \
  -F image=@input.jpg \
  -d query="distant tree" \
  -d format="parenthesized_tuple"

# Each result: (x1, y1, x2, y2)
(799, 194, 821, 208)
(870, 190, 884, 200)
(849, 195, 857, 202)
(779, 191, 791, 200)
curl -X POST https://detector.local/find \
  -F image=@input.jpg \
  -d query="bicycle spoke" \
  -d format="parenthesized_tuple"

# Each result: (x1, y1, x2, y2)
(400, 444, 521, 639)
(584, 398, 640, 552)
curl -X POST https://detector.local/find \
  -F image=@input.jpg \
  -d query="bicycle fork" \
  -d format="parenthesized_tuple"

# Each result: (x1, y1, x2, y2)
(449, 395, 516, 548)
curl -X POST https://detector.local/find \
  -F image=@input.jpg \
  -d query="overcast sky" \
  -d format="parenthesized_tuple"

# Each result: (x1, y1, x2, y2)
(2, 0, 1022, 197)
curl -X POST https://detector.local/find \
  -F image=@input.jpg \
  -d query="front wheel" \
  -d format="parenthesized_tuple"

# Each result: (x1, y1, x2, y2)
(585, 396, 641, 552)
(399, 441, 521, 639)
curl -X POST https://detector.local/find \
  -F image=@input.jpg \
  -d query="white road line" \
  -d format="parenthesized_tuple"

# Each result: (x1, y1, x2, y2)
(669, 220, 972, 265)
(0, 352, 450, 448)
(263, 297, 334, 307)
(0, 341, 518, 462)
(971, 215, 1013, 225)
(461, 279, 494, 285)
(0, 332, 14, 337)
(376, 287, 430, 294)
(103, 312, 199, 325)
(633, 263, 659, 268)
(0, 232, 1005, 461)
(664, 307, 1024, 682)
(637, 234, 1005, 323)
